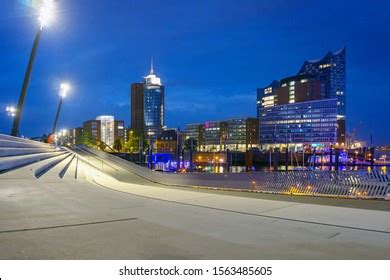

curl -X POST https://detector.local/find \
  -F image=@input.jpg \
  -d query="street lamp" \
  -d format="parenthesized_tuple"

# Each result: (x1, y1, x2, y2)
(11, 0, 56, 137)
(51, 82, 71, 134)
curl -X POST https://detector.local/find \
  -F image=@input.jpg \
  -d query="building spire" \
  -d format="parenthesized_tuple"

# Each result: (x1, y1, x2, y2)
(150, 56, 154, 75)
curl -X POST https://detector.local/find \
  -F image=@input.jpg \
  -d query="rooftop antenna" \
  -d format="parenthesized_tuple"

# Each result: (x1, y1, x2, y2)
(150, 56, 154, 75)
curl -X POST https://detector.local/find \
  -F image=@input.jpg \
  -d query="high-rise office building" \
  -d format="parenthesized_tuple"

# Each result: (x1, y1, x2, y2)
(130, 61, 165, 140)
(130, 83, 144, 135)
(257, 48, 346, 149)
(143, 61, 164, 140)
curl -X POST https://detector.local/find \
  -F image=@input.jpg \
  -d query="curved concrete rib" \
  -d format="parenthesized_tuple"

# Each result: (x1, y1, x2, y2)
(0, 147, 57, 157)
(0, 151, 68, 173)
(34, 153, 73, 179)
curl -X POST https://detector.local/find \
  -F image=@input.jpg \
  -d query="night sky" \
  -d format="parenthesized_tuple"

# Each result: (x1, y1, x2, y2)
(0, 0, 389, 144)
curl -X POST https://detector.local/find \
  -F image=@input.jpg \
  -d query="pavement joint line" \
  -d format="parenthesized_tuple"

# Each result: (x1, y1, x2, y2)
(92, 179, 390, 236)
(328, 232, 341, 239)
(0, 217, 138, 234)
(255, 203, 300, 214)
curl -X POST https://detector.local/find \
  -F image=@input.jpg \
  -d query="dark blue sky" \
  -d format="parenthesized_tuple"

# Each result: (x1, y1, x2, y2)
(1, 0, 389, 144)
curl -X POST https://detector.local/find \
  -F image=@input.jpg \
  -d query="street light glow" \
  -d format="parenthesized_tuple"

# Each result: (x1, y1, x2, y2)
(38, 0, 55, 29)
(6, 106, 17, 117)
(59, 82, 71, 98)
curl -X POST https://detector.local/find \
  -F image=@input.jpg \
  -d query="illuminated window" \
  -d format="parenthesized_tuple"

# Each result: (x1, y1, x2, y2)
(264, 87, 273, 94)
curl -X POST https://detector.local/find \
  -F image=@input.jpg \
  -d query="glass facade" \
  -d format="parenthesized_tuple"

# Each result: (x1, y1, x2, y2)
(257, 80, 280, 112)
(257, 48, 346, 148)
(185, 123, 205, 150)
(259, 99, 338, 147)
(96, 115, 115, 147)
(298, 48, 346, 116)
(226, 118, 258, 151)
(204, 121, 227, 151)
(143, 69, 164, 140)
(227, 119, 246, 151)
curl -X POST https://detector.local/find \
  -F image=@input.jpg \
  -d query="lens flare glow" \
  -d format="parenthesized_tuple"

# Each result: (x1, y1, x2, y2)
(38, 0, 55, 28)
(6, 106, 17, 117)
(59, 82, 71, 98)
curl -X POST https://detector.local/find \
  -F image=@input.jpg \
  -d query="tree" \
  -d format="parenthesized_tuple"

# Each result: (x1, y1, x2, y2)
(124, 130, 148, 153)
(184, 137, 197, 172)
(113, 137, 123, 152)
(81, 130, 94, 147)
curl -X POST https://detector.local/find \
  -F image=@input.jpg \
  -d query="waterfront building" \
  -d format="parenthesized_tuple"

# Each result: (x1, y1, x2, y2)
(257, 48, 346, 148)
(257, 75, 323, 109)
(185, 123, 205, 151)
(226, 118, 259, 152)
(298, 48, 346, 116)
(185, 119, 259, 152)
(204, 121, 228, 152)
(298, 48, 346, 143)
(259, 99, 338, 150)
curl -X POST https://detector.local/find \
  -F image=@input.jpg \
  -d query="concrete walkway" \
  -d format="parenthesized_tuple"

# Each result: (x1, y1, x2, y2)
(1, 159, 390, 259)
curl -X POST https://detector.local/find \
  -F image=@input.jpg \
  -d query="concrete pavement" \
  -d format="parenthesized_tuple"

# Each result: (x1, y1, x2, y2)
(1, 135, 389, 259)
(1, 159, 390, 259)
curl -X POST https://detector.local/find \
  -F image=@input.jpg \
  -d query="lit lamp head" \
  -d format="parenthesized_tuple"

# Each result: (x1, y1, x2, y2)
(6, 106, 17, 117)
(38, 0, 55, 29)
(59, 82, 71, 99)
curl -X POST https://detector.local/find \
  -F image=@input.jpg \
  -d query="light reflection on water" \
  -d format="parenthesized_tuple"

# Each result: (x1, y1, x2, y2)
(230, 165, 389, 174)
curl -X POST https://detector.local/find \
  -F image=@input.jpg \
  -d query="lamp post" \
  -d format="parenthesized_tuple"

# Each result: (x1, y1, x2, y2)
(147, 131, 154, 170)
(11, 0, 55, 137)
(51, 83, 70, 135)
